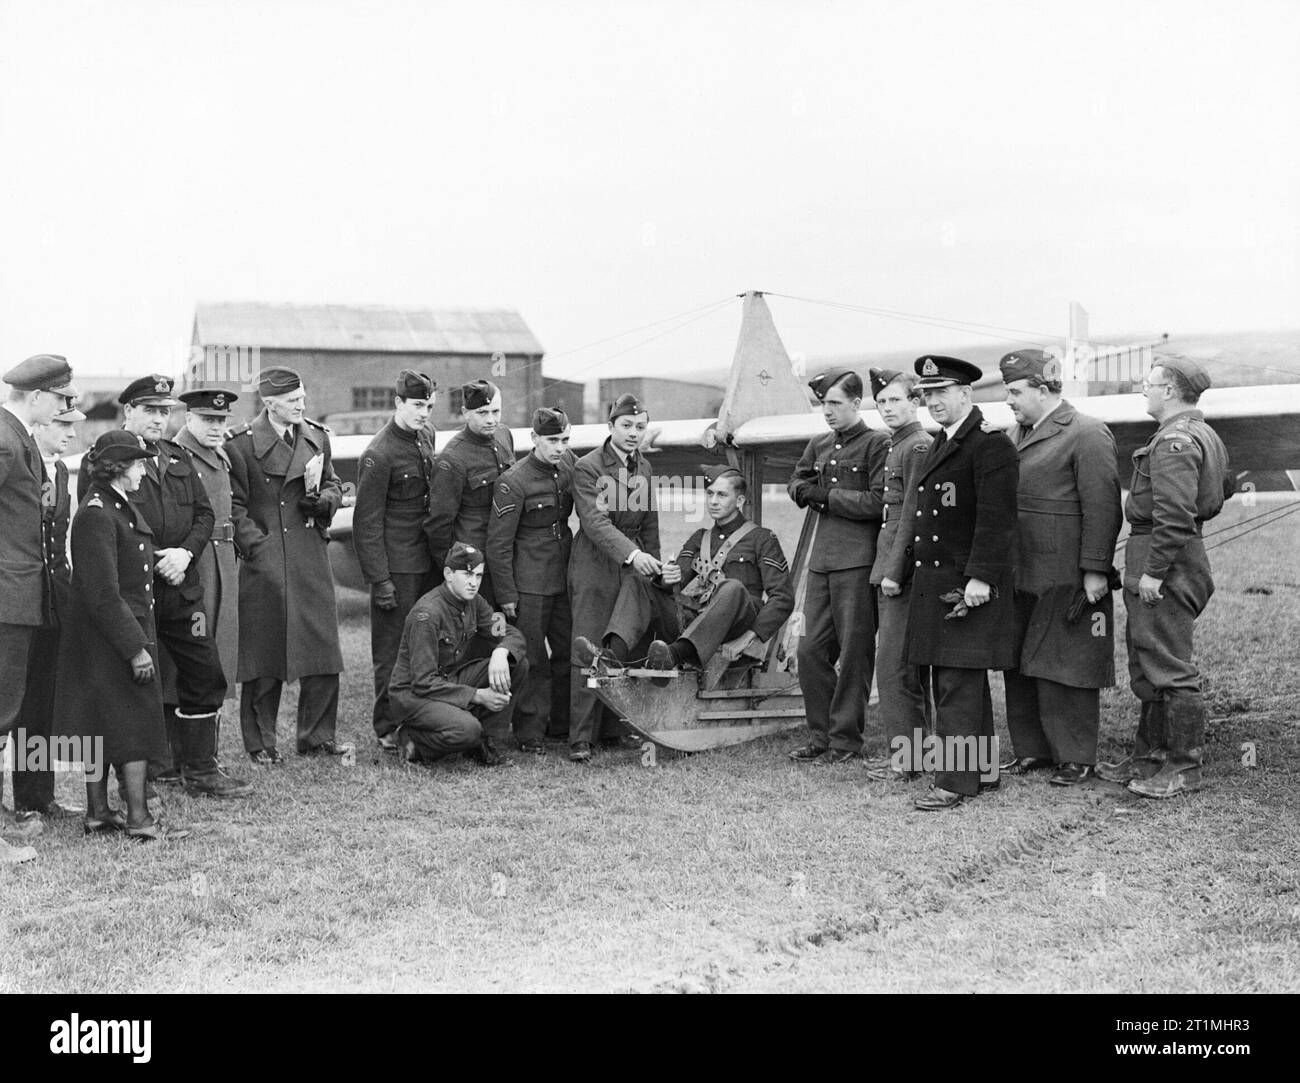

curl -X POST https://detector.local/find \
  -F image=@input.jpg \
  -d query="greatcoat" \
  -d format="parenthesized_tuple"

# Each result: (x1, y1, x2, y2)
(225, 411, 344, 682)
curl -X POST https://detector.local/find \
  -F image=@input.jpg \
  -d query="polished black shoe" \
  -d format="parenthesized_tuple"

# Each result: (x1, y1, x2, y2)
(1049, 763, 1095, 786)
(569, 741, 593, 763)
(154, 767, 185, 787)
(788, 744, 827, 762)
(819, 749, 858, 766)
(300, 739, 354, 758)
(602, 733, 644, 750)
(646, 640, 675, 670)
(574, 636, 619, 670)
(863, 763, 917, 782)
(377, 734, 399, 753)
(470, 736, 504, 767)
(913, 786, 966, 811)
(249, 748, 283, 765)
(1002, 756, 1054, 775)
(35, 800, 86, 819)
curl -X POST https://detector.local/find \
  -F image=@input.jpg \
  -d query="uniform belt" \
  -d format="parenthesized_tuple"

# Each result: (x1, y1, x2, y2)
(1126, 522, 1203, 537)
(1019, 494, 1081, 516)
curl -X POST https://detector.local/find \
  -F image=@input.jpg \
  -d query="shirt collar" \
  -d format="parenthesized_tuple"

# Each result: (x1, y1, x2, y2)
(943, 407, 973, 440)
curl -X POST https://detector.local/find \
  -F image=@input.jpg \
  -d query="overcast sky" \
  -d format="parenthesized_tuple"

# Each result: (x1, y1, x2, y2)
(2, 0, 1296, 383)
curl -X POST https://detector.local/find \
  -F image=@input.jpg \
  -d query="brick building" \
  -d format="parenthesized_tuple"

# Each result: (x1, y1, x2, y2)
(184, 302, 546, 431)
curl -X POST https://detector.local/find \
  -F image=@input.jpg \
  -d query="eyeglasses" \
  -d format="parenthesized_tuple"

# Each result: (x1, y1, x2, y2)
(1141, 380, 1170, 392)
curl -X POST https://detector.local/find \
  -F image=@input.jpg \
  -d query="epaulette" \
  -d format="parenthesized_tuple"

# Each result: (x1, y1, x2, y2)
(303, 417, 331, 434)
(223, 422, 253, 440)
(980, 421, 1001, 433)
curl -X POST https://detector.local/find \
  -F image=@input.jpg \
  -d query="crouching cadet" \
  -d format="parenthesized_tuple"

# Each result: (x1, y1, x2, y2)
(387, 542, 530, 768)
(645, 466, 793, 671)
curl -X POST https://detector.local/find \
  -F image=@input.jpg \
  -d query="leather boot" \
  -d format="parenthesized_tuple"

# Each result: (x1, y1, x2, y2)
(180, 711, 253, 798)
(1096, 700, 1166, 783)
(153, 707, 184, 785)
(1129, 691, 1204, 799)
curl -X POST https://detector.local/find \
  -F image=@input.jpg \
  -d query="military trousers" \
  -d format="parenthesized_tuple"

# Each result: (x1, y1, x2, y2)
(875, 584, 931, 751)
(10, 624, 58, 810)
(603, 575, 680, 661)
(797, 567, 877, 753)
(240, 674, 340, 754)
(931, 666, 996, 797)
(0, 623, 36, 738)
(369, 571, 435, 739)
(156, 583, 228, 713)
(1123, 536, 1214, 702)
(1004, 672, 1099, 765)
(513, 591, 571, 742)
(392, 654, 529, 759)
(678, 579, 757, 665)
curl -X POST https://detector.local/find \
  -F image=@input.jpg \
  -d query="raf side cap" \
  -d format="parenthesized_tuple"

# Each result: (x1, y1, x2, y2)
(118, 373, 181, 406)
(914, 355, 982, 389)
(701, 463, 743, 486)
(807, 367, 857, 401)
(3, 354, 78, 396)
(999, 349, 1060, 386)
(608, 393, 648, 421)
(256, 367, 303, 397)
(532, 406, 570, 435)
(445, 541, 486, 573)
(868, 368, 902, 399)
(396, 369, 436, 400)
(1153, 354, 1212, 396)
(180, 388, 239, 415)
(461, 379, 499, 411)
(88, 429, 153, 463)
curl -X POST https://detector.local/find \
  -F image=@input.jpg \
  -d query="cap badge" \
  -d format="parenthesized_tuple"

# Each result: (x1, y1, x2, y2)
(213, 394, 226, 408)
(154, 377, 171, 393)
(922, 359, 938, 376)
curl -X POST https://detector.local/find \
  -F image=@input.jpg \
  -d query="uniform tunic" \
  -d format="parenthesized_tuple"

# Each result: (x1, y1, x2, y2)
(388, 583, 529, 756)
(568, 440, 659, 746)
(487, 451, 576, 740)
(12, 456, 71, 810)
(1, 408, 49, 740)
(787, 418, 889, 752)
(668, 513, 793, 664)
(869, 420, 934, 747)
(1123, 408, 1231, 701)
(905, 406, 1019, 796)
(53, 484, 167, 764)
(108, 433, 226, 712)
(352, 418, 438, 737)
(424, 426, 515, 605)
(1004, 401, 1122, 764)
(175, 426, 240, 696)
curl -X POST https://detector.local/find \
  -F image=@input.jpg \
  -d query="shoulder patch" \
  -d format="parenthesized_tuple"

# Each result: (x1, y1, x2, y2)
(498, 481, 512, 494)
(415, 610, 430, 622)
(362, 456, 376, 468)
(86, 494, 103, 508)
(437, 460, 452, 471)
(914, 443, 928, 452)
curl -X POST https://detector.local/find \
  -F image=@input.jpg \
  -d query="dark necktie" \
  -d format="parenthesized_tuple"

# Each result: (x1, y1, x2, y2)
(283, 426, 295, 447)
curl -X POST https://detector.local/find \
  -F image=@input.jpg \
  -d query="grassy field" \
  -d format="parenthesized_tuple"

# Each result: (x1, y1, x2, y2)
(2, 493, 1298, 993)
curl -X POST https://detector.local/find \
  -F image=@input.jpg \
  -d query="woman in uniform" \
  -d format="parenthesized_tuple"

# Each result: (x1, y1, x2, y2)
(54, 430, 187, 841)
